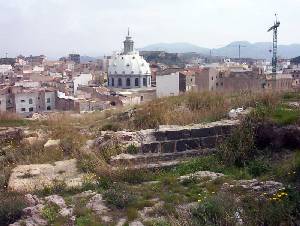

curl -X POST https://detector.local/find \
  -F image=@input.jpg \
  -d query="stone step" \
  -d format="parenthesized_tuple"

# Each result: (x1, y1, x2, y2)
(137, 120, 238, 144)
(112, 160, 182, 170)
(110, 148, 216, 167)
(140, 136, 223, 154)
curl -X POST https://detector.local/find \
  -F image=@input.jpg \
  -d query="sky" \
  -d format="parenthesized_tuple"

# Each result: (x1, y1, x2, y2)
(0, 0, 300, 59)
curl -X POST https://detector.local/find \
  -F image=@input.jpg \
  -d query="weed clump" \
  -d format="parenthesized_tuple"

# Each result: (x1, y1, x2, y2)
(0, 192, 26, 225)
(103, 183, 136, 209)
(218, 116, 257, 167)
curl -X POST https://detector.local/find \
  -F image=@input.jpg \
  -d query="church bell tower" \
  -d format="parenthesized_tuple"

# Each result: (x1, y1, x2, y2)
(123, 28, 134, 54)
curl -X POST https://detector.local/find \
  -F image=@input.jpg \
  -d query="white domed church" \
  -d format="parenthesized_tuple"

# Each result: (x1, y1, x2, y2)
(108, 30, 152, 89)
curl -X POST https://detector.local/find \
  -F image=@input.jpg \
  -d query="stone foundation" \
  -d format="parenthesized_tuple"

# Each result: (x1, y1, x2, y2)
(138, 120, 238, 154)
(110, 120, 239, 167)
(0, 127, 23, 143)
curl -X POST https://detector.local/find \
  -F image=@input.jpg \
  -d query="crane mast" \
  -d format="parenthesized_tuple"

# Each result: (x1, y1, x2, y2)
(267, 14, 280, 74)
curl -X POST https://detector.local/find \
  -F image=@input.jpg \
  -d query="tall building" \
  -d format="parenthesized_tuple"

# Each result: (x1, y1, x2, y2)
(107, 30, 152, 90)
(69, 54, 81, 64)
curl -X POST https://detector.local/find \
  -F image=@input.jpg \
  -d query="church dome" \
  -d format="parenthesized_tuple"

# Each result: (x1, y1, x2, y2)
(108, 52, 151, 76)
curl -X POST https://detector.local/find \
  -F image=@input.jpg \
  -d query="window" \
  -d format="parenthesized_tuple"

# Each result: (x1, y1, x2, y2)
(143, 78, 147, 86)
(221, 82, 223, 86)
(135, 78, 139, 86)
(29, 98, 33, 104)
(21, 108, 26, 112)
(21, 99, 25, 103)
(47, 98, 51, 103)
(111, 78, 115, 86)
(140, 96, 144, 101)
(29, 107, 34, 112)
(211, 77, 214, 80)
(118, 78, 122, 86)
(47, 106, 51, 110)
(216, 82, 219, 86)
(126, 78, 131, 87)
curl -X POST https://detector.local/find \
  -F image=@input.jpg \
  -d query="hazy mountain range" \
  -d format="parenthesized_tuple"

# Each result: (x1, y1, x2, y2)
(141, 41, 300, 59)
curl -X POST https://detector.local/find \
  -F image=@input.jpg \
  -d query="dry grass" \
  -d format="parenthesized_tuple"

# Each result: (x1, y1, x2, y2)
(125, 91, 281, 130)
(0, 112, 21, 121)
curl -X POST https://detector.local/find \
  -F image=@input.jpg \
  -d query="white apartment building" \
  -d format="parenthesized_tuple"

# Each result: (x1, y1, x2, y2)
(156, 72, 180, 97)
(15, 91, 39, 114)
(45, 91, 56, 111)
(0, 65, 12, 74)
(14, 89, 56, 115)
(73, 73, 93, 95)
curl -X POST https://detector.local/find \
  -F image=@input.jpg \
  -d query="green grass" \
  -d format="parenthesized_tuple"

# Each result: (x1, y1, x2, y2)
(0, 119, 31, 127)
(270, 107, 300, 125)
(41, 204, 60, 224)
(282, 92, 300, 101)
(75, 214, 104, 226)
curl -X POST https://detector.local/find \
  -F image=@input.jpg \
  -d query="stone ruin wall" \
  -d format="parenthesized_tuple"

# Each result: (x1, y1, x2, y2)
(138, 120, 239, 154)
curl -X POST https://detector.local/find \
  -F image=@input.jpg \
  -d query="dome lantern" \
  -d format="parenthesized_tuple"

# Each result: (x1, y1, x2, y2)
(123, 28, 134, 54)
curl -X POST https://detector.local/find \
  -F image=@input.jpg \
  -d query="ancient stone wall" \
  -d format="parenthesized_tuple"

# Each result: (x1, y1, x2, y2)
(138, 120, 239, 154)
(0, 127, 23, 143)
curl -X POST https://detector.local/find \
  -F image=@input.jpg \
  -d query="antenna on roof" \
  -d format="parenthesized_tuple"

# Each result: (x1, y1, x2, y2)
(128, 27, 130, 36)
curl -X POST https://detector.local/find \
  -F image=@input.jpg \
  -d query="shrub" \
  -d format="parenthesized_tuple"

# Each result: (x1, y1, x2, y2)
(40, 180, 67, 196)
(126, 144, 139, 154)
(218, 116, 257, 167)
(103, 183, 136, 209)
(145, 219, 172, 226)
(240, 189, 300, 225)
(126, 207, 139, 221)
(42, 204, 60, 224)
(101, 123, 120, 132)
(246, 159, 271, 177)
(192, 189, 300, 226)
(114, 168, 153, 184)
(0, 192, 26, 225)
(192, 192, 239, 225)
(75, 214, 103, 226)
(97, 174, 113, 190)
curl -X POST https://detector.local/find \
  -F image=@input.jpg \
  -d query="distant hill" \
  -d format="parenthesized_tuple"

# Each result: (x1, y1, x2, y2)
(140, 42, 210, 55)
(141, 41, 300, 59)
(291, 56, 300, 64)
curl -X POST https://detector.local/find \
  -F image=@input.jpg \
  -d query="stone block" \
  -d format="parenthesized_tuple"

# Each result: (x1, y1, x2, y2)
(191, 127, 214, 138)
(200, 136, 218, 148)
(161, 141, 176, 153)
(153, 131, 166, 141)
(222, 125, 235, 134)
(141, 142, 160, 153)
(166, 129, 191, 140)
(185, 139, 201, 150)
(176, 140, 187, 152)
